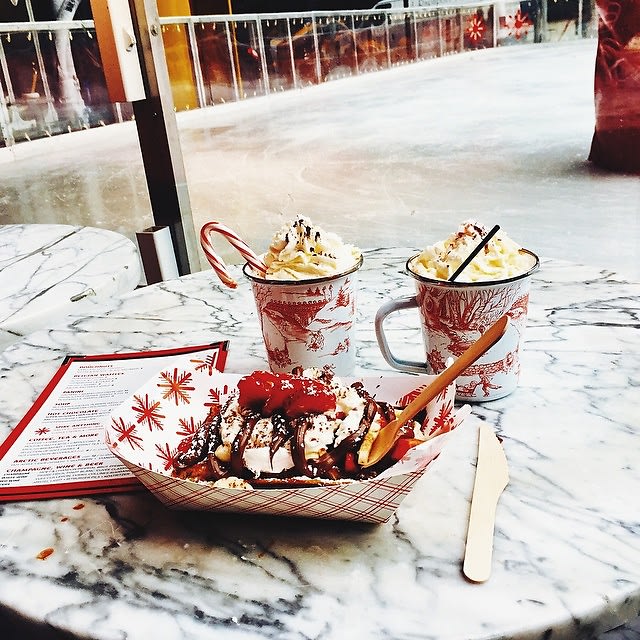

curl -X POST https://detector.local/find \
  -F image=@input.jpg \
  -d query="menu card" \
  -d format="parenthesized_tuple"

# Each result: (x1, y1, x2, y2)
(0, 342, 229, 502)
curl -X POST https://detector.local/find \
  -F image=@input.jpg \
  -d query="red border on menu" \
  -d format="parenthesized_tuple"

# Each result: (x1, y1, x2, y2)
(0, 342, 229, 502)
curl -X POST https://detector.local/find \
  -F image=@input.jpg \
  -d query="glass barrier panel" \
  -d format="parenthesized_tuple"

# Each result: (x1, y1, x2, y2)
(317, 15, 358, 82)
(2, 30, 43, 100)
(388, 12, 417, 66)
(263, 17, 295, 91)
(546, 0, 587, 41)
(263, 17, 292, 91)
(415, 11, 442, 60)
(193, 20, 238, 105)
(289, 17, 321, 87)
(353, 12, 389, 73)
(439, 9, 463, 55)
(461, 6, 494, 51)
(2, 27, 128, 144)
(64, 28, 127, 128)
(232, 18, 265, 99)
(2, 29, 55, 143)
(496, 2, 536, 45)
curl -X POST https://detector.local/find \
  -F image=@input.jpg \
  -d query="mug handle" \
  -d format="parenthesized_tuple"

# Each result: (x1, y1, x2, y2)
(375, 296, 429, 374)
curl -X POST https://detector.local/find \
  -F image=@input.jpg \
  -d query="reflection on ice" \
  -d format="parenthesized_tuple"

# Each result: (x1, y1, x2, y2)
(0, 40, 638, 279)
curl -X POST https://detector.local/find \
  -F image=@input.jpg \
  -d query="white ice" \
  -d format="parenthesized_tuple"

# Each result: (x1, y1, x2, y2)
(1, 39, 638, 279)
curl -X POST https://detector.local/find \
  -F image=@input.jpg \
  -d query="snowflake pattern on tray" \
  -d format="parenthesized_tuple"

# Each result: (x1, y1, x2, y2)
(105, 367, 470, 523)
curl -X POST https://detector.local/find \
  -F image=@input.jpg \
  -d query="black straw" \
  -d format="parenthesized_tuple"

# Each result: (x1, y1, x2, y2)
(448, 224, 500, 282)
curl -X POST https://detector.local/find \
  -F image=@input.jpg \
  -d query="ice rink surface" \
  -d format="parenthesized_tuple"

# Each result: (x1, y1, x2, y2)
(1, 38, 638, 279)
(0, 36, 639, 639)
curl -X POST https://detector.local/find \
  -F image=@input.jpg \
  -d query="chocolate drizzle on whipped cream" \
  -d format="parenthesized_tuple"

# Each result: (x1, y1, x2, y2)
(262, 215, 361, 280)
(411, 219, 535, 282)
(173, 369, 398, 487)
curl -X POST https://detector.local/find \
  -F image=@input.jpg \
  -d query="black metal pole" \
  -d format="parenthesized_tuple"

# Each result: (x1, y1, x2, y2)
(128, 0, 199, 275)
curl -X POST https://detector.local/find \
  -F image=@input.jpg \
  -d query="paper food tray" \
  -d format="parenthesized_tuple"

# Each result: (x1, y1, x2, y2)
(105, 366, 469, 523)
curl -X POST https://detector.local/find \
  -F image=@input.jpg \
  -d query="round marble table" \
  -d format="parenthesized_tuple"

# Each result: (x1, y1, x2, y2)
(0, 224, 141, 350)
(0, 248, 638, 640)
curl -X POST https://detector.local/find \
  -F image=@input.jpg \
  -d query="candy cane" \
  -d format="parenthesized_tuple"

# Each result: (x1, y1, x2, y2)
(200, 221, 267, 289)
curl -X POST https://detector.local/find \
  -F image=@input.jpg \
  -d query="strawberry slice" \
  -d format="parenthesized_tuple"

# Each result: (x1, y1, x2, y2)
(237, 371, 278, 411)
(262, 375, 297, 416)
(237, 371, 336, 418)
(390, 436, 424, 461)
(283, 378, 335, 418)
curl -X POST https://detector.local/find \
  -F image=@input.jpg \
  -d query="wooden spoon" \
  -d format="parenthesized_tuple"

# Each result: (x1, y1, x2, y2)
(361, 314, 510, 468)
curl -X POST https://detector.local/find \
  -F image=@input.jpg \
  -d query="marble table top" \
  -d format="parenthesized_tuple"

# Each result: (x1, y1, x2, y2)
(0, 224, 141, 350)
(0, 248, 638, 640)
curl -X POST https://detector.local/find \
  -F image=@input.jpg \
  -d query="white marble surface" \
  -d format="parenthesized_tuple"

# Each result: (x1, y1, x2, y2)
(0, 224, 142, 349)
(0, 248, 638, 640)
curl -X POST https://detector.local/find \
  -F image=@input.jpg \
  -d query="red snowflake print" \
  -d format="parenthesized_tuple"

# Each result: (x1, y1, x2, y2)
(191, 353, 221, 376)
(177, 416, 203, 439)
(110, 416, 144, 450)
(398, 385, 450, 408)
(35, 427, 50, 436)
(427, 401, 455, 436)
(466, 15, 485, 42)
(157, 368, 195, 406)
(205, 384, 228, 412)
(505, 8, 531, 39)
(131, 393, 165, 431)
(155, 441, 178, 471)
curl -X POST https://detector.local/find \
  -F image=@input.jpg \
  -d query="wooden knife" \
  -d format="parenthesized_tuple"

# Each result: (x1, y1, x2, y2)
(462, 422, 509, 583)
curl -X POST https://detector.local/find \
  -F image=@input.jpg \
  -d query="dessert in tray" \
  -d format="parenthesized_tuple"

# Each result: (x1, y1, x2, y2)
(105, 361, 467, 521)
(172, 367, 451, 488)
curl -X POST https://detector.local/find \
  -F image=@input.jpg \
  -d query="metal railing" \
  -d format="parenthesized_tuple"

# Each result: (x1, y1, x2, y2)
(0, 1, 596, 148)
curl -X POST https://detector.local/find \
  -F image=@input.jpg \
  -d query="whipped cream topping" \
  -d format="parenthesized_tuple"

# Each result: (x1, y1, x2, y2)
(214, 369, 372, 477)
(410, 220, 535, 282)
(171, 368, 432, 487)
(262, 216, 361, 280)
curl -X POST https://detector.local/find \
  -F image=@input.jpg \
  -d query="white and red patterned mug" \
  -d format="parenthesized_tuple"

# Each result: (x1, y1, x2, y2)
(244, 256, 363, 376)
(375, 251, 539, 402)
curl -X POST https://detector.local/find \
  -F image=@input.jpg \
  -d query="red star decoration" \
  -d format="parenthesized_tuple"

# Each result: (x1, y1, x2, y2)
(177, 416, 202, 438)
(191, 354, 222, 376)
(467, 15, 486, 42)
(157, 368, 195, 406)
(131, 393, 165, 431)
(155, 442, 178, 471)
(110, 416, 144, 450)
(205, 384, 228, 411)
(506, 8, 532, 39)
